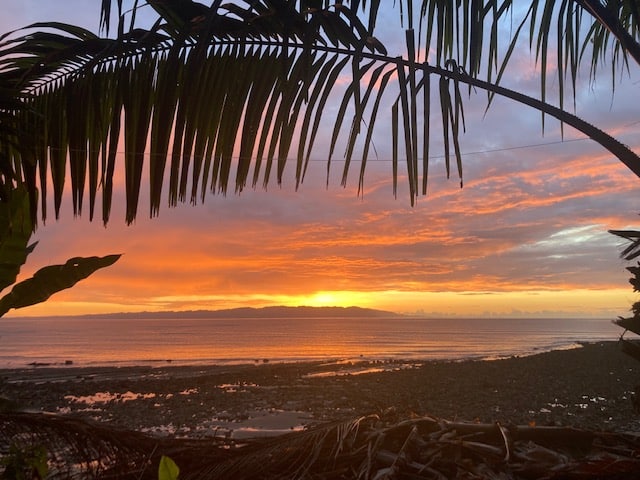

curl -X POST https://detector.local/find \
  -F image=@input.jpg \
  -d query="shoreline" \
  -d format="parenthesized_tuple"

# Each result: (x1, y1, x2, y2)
(1, 341, 639, 439)
(0, 338, 593, 372)
(0, 341, 590, 387)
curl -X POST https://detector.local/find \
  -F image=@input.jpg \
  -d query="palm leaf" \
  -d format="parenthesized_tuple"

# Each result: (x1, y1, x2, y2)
(0, 412, 232, 480)
(396, 58, 416, 204)
(3, 412, 638, 479)
(193, 415, 379, 479)
(610, 229, 640, 261)
(149, 47, 182, 215)
(419, 0, 640, 130)
(2, 1, 640, 227)
(359, 66, 395, 194)
(298, 55, 350, 186)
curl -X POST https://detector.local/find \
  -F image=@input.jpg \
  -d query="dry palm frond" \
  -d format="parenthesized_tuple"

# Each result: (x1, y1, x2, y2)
(1, 412, 152, 479)
(190, 414, 381, 480)
(0, 412, 231, 479)
(2, 411, 640, 479)
(185, 413, 640, 480)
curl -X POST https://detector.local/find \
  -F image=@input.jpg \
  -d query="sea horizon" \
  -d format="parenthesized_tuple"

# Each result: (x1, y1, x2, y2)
(0, 314, 623, 370)
(4, 304, 619, 321)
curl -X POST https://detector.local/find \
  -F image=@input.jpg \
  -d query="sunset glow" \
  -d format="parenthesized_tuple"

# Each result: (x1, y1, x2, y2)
(13, 286, 634, 319)
(3, 2, 640, 320)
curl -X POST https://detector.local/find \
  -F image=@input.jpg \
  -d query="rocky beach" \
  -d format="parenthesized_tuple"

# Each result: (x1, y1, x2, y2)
(1, 342, 639, 438)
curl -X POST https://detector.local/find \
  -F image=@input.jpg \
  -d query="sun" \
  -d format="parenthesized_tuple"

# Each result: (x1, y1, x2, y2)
(307, 292, 340, 307)
(301, 291, 375, 308)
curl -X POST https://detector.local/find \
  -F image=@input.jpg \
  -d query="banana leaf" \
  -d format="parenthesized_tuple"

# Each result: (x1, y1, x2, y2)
(0, 254, 120, 317)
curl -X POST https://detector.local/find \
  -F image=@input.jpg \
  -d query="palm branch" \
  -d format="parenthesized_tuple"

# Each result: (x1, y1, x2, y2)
(170, 413, 640, 479)
(1, 1, 639, 225)
(3, 410, 640, 479)
(610, 229, 640, 261)
(419, 1, 640, 112)
(0, 412, 233, 479)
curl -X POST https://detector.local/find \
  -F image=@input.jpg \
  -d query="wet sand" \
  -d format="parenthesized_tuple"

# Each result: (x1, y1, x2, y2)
(1, 342, 639, 439)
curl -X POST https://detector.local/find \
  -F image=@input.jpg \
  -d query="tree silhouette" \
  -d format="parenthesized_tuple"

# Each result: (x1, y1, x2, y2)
(1, 1, 638, 225)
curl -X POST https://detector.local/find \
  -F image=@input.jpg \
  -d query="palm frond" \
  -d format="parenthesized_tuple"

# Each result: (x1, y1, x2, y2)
(3, 2, 398, 224)
(194, 415, 379, 479)
(2, 1, 640, 226)
(610, 229, 640, 261)
(419, 0, 640, 101)
(0, 412, 232, 480)
(3, 411, 640, 479)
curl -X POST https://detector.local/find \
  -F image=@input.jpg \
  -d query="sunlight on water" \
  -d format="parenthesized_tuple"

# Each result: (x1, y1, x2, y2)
(0, 316, 621, 368)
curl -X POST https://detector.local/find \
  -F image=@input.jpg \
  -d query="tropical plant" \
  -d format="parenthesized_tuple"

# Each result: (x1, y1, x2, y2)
(0, 443, 48, 480)
(0, 184, 120, 318)
(3, 410, 639, 478)
(0, 1, 638, 226)
(0, 19, 121, 318)
(610, 228, 640, 362)
(158, 455, 179, 480)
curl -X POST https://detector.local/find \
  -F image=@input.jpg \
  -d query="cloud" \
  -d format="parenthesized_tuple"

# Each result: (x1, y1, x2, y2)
(5, 2, 640, 317)
(18, 127, 640, 317)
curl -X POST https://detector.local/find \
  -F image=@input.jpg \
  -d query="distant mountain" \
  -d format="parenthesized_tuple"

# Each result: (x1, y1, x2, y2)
(73, 305, 402, 320)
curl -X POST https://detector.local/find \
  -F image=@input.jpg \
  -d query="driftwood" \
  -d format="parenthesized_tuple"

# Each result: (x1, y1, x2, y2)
(1, 412, 639, 479)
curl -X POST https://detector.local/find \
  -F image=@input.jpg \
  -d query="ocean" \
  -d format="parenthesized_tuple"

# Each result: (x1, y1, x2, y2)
(0, 315, 623, 369)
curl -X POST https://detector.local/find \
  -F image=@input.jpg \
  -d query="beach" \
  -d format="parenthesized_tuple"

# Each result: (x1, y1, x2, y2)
(1, 341, 639, 439)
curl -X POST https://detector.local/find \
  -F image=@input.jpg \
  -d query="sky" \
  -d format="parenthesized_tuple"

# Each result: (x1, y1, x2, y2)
(2, 1, 640, 318)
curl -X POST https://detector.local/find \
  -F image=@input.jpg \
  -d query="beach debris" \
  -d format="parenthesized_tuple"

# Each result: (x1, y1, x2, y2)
(199, 413, 640, 479)
(64, 391, 157, 404)
(217, 382, 258, 393)
(3, 410, 638, 479)
(0, 412, 231, 479)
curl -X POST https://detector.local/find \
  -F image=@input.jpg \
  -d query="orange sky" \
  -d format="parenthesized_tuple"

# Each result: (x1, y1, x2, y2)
(4, 2, 640, 319)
